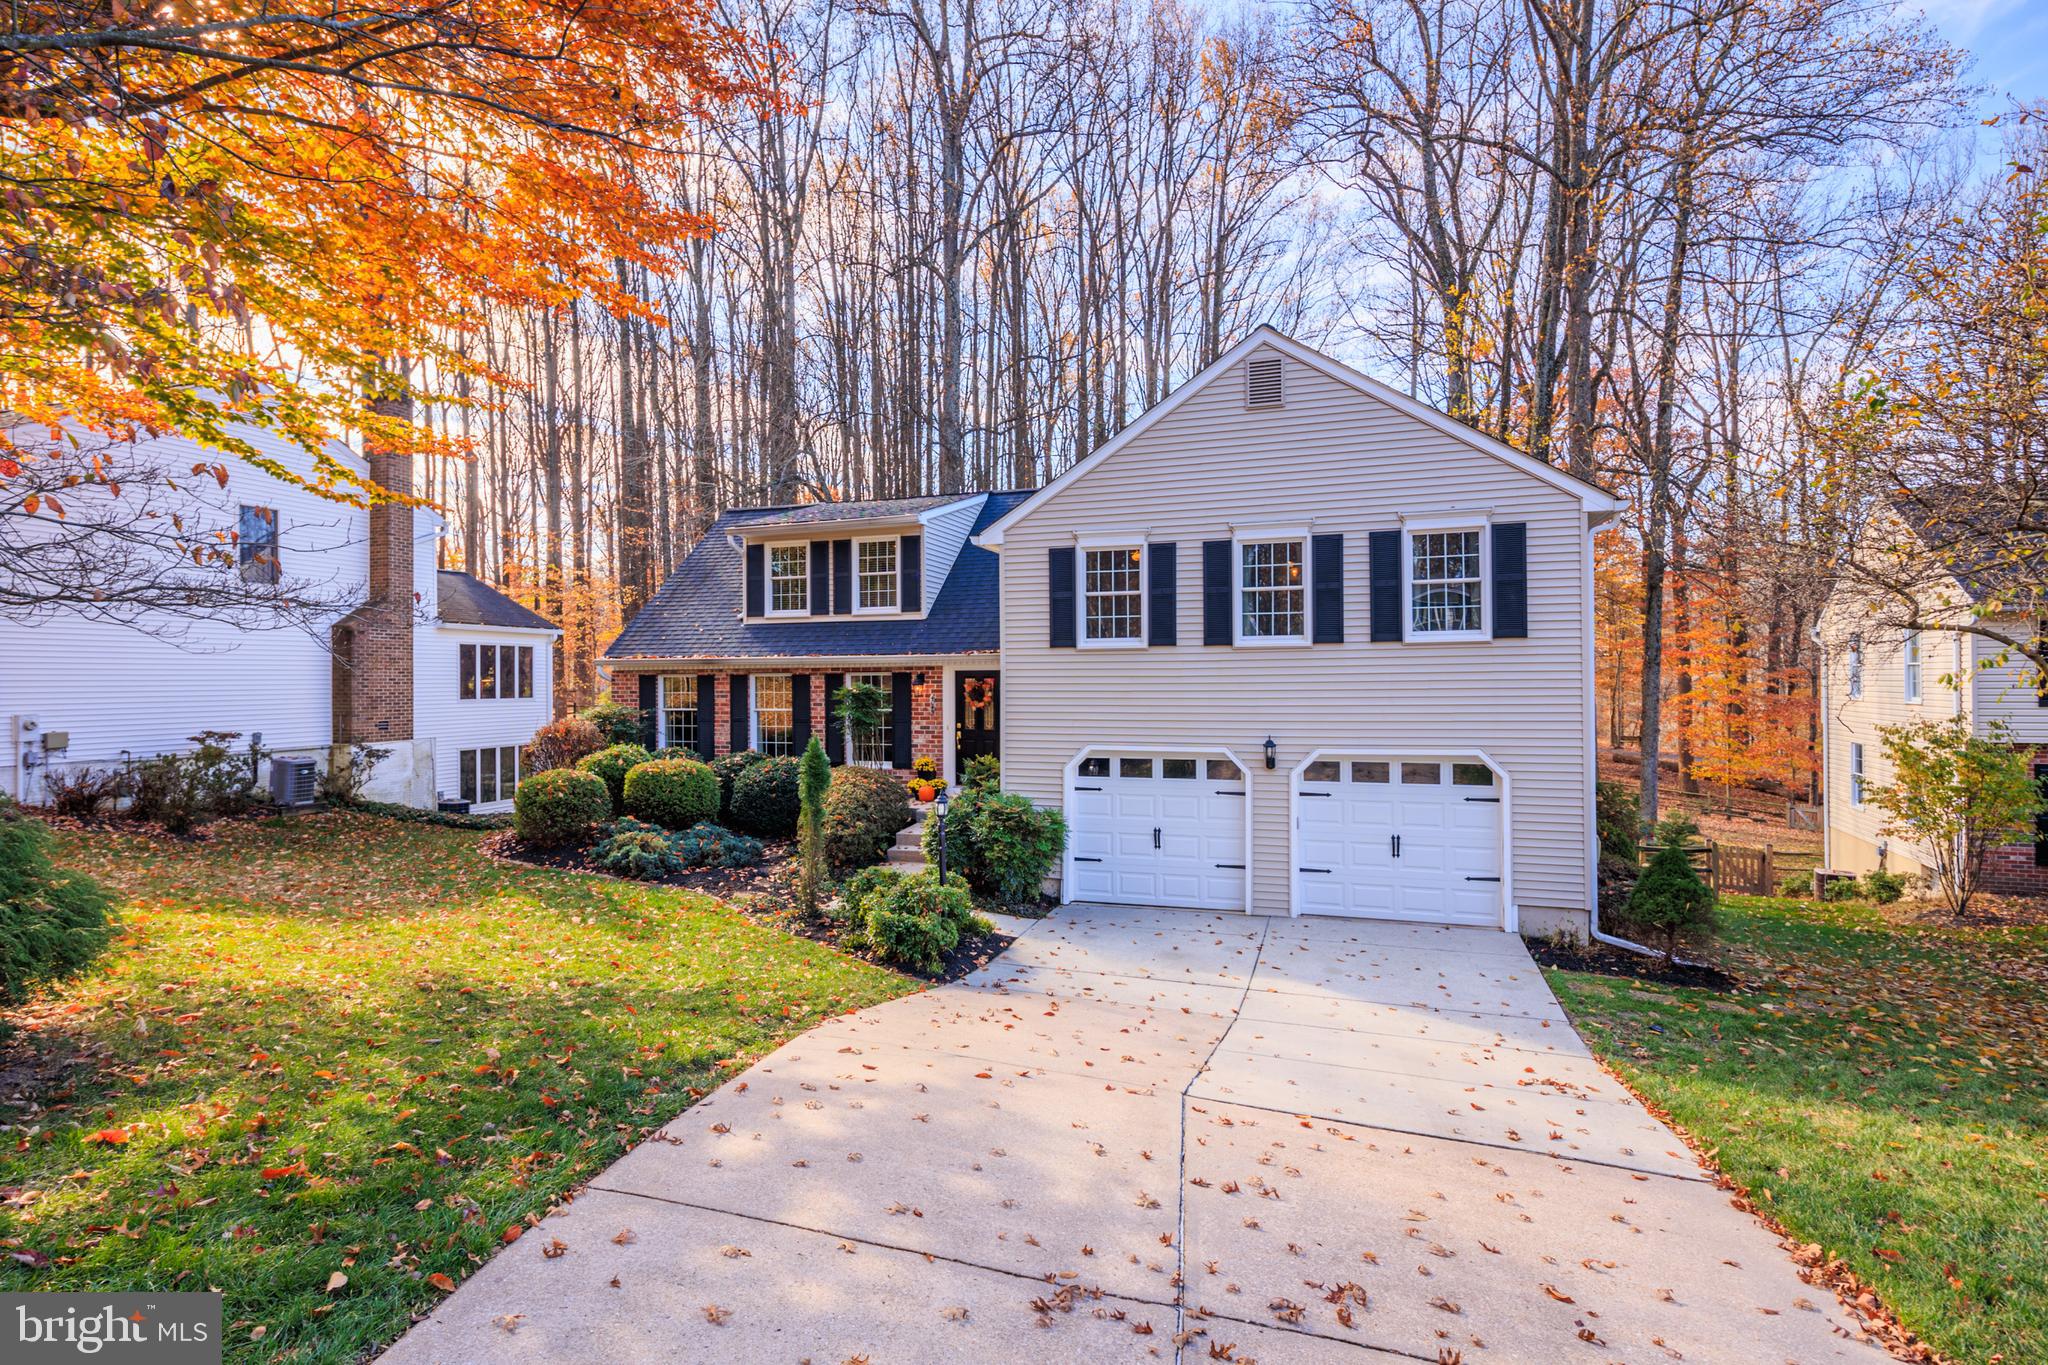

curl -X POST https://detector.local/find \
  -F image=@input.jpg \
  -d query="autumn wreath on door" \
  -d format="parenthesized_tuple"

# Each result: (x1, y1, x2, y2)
(961, 675, 995, 728)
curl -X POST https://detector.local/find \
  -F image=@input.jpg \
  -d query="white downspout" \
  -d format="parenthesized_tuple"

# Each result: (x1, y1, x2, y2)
(1815, 625, 1831, 873)
(1583, 513, 1659, 957)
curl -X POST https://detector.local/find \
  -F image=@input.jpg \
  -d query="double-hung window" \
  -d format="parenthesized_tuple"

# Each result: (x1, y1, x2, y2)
(1903, 631, 1923, 703)
(753, 675, 795, 755)
(660, 675, 698, 752)
(768, 544, 808, 615)
(238, 505, 280, 584)
(1407, 526, 1486, 639)
(1849, 742, 1866, 806)
(1082, 546, 1144, 644)
(1847, 634, 1863, 700)
(1238, 539, 1305, 642)
(856, 538, 899, 612)
(849, 671, 892, 765)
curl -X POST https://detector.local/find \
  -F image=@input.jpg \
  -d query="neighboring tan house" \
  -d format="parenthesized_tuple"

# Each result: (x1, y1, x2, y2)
(605, 328, 1623, 936)
(2, 420, 560, 815)
(1818, 496, 2048, 893)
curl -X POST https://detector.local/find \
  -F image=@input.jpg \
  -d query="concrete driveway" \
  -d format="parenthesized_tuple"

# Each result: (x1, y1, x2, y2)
(384, 906, 1889, 1363)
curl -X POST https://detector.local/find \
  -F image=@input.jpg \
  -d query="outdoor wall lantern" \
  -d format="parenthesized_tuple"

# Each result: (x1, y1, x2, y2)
(1263, 737, 1277, 770)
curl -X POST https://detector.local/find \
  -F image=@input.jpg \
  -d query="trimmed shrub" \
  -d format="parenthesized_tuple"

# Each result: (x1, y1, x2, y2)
(0, 795, 117, 1012)
(921, 783, 985, 880)
(576, 743, 653, 813)
(837, 864, 905, 925)
(514, 768, 611, 846)
(1596, 780, 1639, 860)
(862, 869, 977, 973)
(729, 756, 802, 837)
(674, 822, 765, 868)
(797, 738, 831, 915)
(1823, 875, 1865, 903)
(961, 754, 1000, 793)
(1775, 872, 1812, 899)
(711, 749, 766, 821)
(592, 823, 682, 880)
(623, 758, 719, 830)
(129, 730, 263, 833)
(823, 766, 915, 870)
(968, 793, 1066, 903)
(1862, 869, 1909, 905)
(524, 716, 604, 774)
(579, 700, 646, 746)
(1622, 842, 1716, 963)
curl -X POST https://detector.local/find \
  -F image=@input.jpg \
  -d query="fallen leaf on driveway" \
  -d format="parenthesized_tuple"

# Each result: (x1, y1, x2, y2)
(702, 1304, 730, 1325)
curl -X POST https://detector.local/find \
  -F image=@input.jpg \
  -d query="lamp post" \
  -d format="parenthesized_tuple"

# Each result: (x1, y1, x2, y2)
(934, 785, 950, 883)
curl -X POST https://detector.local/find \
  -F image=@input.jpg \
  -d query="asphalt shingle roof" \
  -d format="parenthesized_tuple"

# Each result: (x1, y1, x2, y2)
(1891, 483, 2048, 605)
(730, 494, 973, 528)
(437, 570, 558, 632)
(605, 490, 1034, 661)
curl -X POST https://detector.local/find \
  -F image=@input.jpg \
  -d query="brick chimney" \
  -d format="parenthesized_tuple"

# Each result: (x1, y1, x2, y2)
(331, 392, 415, 744)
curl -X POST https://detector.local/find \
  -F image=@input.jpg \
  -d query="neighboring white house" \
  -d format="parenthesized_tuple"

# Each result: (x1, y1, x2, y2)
(2, 419, 559, 814)
(605, 328, 1625, 937)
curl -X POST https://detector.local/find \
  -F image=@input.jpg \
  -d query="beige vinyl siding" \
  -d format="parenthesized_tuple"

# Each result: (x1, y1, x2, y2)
(1820, 602, 1964, 877)
(919, 495, 986, 613)
(1969, 624, 2048, 741)
(994, 345, 1595, 921)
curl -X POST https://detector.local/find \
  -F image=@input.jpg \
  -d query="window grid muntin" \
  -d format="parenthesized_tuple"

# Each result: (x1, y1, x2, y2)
(768, 545, 808, 613)
(1239, 539, 1305, 640)
(755, 675, 795, 755)
(1411, 530, 1483, 635)
(660, 675, 698, 752)
(849, 672, 892, 765)
(1083, 547, 1144, 641)
(1904, 632, 1922, 702)
(856, 539, 899, 611)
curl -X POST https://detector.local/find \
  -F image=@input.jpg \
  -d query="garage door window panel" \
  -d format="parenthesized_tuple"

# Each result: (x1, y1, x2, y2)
(1207, 759, 1242, 782)
(1351, 761, 1389, 783)
(1452, 763, 1495, 787)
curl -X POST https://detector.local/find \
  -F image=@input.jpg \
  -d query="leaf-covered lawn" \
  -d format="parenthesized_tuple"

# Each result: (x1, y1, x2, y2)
(1546, 896, 2048, 1364)
(0, 812, 913, 1362)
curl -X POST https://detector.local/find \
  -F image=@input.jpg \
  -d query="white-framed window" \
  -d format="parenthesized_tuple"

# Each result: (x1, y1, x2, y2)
(856, 537, 899, 612)
(660, 675, 698, 752)
(1407, 526, 1487, 639)
(459, 745, 520, 806)
(767, 544, 808, 615)
(1082, 546, 1145, 644)
(1903, 631, 1923, 703)
(848, 671, 892, 766)
(753, 674, 795, 755)
(459, 643, 533, 700)
(237, 504, 280, 585)
(1847, 634, 1863, 700)
(1850, 742, 1865, 806)
(1237, 538, 1306, 643)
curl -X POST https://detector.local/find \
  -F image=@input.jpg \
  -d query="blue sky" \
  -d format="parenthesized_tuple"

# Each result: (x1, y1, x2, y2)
(1919, 0, 2048, 105)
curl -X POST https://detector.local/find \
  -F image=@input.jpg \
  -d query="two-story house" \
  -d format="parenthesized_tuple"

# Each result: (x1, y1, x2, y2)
(604, 329, 1623, 936)
(2, 419, 560, 814)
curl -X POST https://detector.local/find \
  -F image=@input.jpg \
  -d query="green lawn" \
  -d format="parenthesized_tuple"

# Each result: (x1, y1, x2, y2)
(1546, 895, 2048, 1364)
(0, 812, 913, 1362)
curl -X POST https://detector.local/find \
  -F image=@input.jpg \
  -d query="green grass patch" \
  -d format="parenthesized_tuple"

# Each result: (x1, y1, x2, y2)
(0, 812, 912, 1361)
(1546, 895, 2048, 1363)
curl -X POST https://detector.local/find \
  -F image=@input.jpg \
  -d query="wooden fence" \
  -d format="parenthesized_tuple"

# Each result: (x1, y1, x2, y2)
(1642, 841, 1819, 896)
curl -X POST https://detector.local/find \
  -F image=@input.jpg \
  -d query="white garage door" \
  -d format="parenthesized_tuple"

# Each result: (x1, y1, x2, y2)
(1068, 753, 1247, 911)
(1294, 757, 1503, 925)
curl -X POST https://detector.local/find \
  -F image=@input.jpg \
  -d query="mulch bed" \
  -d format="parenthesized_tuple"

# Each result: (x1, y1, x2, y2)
(481, 830, 1013, 986)
(1529, 937, 1741, 992)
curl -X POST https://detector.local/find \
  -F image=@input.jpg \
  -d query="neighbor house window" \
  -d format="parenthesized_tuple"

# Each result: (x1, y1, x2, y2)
(849, 671, 892, 766)
(753, 675, 795, 755)
(856, 538, 899, 612)
(1850, 742, 1865, 806)
(460, 643, 477, 699)
(1238, 539, 1305, 641)
(1083, 546, 1144, 643)
(768, 544, 808, 614)
(478, 643, 499, 698)
(1847, 634, 1863, 700)
(459, 745, 520, 805)
(462, 644, 533, 700)
(1409, 528, 1485, 637)
(660, 675, 698, 751)
(517, 646, 533, 698)
(238, 505, 280, 584)
(1903, 631, 1923, 703)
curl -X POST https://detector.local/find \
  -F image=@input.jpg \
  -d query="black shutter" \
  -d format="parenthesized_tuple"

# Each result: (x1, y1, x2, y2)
(695, 674, 717, 760)
(729, 674, 750, 754)
(833, 540, 853, 616)
(889, 671, 913, 768)
(1311, 534, 1344, 644)
(1048, 547, 1077, 648)
(1202, 539, 1231, 645)
(744, 543, 765, 617)
(637, 673, 659, 748)
(901, 533, 923, 612)
(1369, 530, 1402, 642)
(1491, 522, 1528, 639)
(792, 674, 812, 746)
(1147, 543, 1178, 646)
(809, 540, 830, 615)
(824, 672, 845, 763)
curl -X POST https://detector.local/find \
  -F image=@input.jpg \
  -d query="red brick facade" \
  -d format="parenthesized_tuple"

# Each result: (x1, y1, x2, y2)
(331, 412, 415, 743)
(1982, 843, 2048, 896)
(613, 666, 953, 775)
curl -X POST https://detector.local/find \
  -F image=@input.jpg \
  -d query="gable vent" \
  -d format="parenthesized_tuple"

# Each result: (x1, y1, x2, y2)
(1246, 355, 1285, 408)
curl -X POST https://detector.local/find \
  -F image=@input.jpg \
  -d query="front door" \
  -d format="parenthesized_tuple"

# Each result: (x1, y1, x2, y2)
(954, 672, 1000, 773)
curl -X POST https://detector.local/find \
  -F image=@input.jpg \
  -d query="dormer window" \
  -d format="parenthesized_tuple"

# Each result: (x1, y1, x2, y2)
(768, 544, 808, 615)
(857, 537, 899, 612)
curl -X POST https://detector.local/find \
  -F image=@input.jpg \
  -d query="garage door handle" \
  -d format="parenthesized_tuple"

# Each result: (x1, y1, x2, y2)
(1465, 876, 1501, 882)
(1299, 791, 1331, 798)
(1215, 789, 1244, 796)
(1153, 827, 1161, 849)
(1300, 867, 1332, 874)
(1215, 863, 1245, 869)
(1075, 856, 1103, 863)
(1392, 834, 1400, 858)
(1464, 796, 1501, 803)
(1075, 785, 1102, 792)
